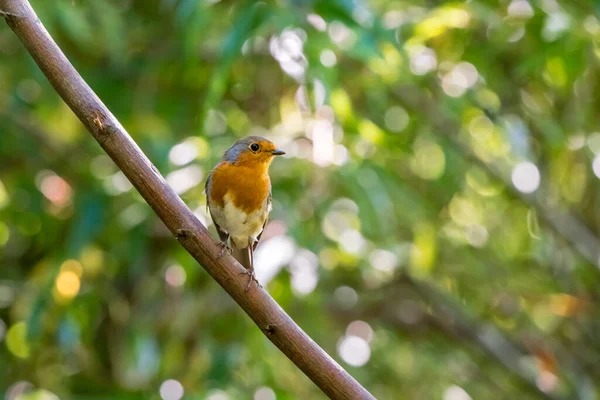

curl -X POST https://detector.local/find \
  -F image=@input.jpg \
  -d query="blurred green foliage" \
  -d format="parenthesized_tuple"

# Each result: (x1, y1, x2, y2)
(2, 0, 600, 399)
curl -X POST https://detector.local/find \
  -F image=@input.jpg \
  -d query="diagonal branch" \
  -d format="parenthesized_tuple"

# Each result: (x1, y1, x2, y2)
(0, 1, 374, 398)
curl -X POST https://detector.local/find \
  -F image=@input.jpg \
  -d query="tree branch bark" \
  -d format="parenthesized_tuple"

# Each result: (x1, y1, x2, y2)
(0, 1, 374, 398)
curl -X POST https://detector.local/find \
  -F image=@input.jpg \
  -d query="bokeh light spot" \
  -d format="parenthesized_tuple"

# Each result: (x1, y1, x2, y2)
(408, 46, 437, 75)
(270, 28, 307, 81)
(4, 381, 34, 400)
(511, 162, 540, 193)
(330, 89, 352, 123)
(346, 321, 374, 342)
(587, 132, 600, 154)
(592, 156, 600, 178)
(542, 11, 570, 42)
(290, 250, 319, 296)
(320, 49, 337, 67)
(307, 14, 327, 32)
(328, 21, 357, 49)
(312, 119, 335, 167)
(166, 165, 204, 195)
(159, 379, 184, 400)
(410, 222, 437, 276)
(338, 335, 371, 367)
(39, 172, 73, 207)
(169, 141, 198, 166)
(339, 229, 366, 255)
(55, 270, 81, 300)
(567, 135, 585, 150)
(465, 225, 489, 248)
(444, 385, 472, 400)
(384, 106, 409, 133)
(6, 321, 30, 359)
(165, 264, 187, 288)
(410, 140, 446, 180)
(358, 119, 384, 144)
(255, 235, 296, 284)
(543, 57, 567, 88)
(334, 286, 358, 309)
(383, 10, 405, 30)
(206, 390, 230, 400)
(0, 178, 9, 209)
(369, 249, 398, 272)
(537, 370, 558, 393)
(333, 145, 349, 166)
(254, 386, 276, 400)
(508, 0, 534, 19)
(449, 197, 481, 226)
(106, 171, 133, 195)
(441, 62, 478, 97)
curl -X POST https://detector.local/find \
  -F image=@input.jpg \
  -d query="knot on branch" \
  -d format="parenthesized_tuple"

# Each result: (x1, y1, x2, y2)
(90, 110, 119, 146)
(175, 228, 193, 240)
(92, 110, 105, 130)
(264, 324, 277, 336)
(150, 163, 161, 176)
(0, 10, 26, 21)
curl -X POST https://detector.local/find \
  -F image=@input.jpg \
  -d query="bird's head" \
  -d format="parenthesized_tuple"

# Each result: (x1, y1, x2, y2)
(222, 136, 285, 167)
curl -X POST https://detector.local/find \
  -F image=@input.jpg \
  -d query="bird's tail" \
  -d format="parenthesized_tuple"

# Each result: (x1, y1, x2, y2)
(232, 246, 253, 271)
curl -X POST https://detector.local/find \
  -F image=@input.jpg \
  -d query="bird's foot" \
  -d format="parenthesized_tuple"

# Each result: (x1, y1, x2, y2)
(238, 267, 260, 292)
(217, 242, 232, 259)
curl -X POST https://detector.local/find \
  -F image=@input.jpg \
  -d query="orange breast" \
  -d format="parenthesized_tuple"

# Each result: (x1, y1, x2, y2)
(209, 162, 270, 214)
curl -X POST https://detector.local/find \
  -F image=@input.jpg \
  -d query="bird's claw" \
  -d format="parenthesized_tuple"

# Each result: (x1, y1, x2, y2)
(238, 268, 260, 292)
(217, 242, 232, 259)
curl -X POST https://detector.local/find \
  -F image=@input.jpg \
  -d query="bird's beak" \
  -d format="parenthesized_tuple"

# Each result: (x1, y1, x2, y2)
(272, 149, 286, 156)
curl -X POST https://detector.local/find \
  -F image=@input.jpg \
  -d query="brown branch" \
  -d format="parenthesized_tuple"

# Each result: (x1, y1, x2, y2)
(0, 1, 374, 399)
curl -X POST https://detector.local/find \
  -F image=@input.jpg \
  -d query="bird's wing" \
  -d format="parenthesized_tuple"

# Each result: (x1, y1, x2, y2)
(204, 169, 213, 211)
(212, 217, 230, 243)
(253, 189, 271, 251)
(205, 169, 229, 243)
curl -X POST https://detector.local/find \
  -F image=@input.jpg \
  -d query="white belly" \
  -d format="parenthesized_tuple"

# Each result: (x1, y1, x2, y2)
(210, 192, 268, 249)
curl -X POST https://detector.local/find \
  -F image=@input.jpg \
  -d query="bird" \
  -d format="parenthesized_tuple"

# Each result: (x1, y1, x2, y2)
(205, 136, 285, 291)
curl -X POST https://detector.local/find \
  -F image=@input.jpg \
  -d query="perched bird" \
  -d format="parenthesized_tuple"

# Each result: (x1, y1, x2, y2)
(205, 136, 285, 290)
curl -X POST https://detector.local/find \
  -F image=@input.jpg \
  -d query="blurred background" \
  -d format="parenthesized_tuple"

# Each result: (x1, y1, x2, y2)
(1, 0, 600, 399)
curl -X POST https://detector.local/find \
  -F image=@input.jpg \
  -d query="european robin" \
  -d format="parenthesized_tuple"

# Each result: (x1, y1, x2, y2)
(205, 136, 285, 290)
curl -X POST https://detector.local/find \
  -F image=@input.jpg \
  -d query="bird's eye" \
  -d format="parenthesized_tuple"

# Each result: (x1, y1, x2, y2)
(250, 143, 260, 152)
